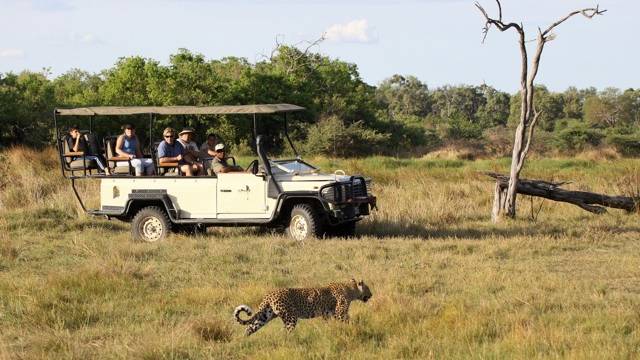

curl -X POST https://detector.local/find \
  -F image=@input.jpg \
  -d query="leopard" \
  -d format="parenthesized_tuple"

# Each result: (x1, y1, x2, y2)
(233, 279, 372, 336)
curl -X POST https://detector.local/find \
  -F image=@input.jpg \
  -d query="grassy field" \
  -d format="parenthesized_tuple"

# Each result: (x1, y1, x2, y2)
(1, 147, 639, 359)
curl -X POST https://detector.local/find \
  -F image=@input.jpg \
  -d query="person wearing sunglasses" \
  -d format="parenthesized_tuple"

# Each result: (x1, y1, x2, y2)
(157, 127, 200, 176)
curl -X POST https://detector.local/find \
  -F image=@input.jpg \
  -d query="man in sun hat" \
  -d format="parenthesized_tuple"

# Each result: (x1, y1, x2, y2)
(211, 143, 244, 174)
(177, 127, 204, 176)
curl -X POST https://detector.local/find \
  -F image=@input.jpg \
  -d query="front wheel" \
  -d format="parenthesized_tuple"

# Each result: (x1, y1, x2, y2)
(131, 206, 171, 242)
(286, 204, 323, 241)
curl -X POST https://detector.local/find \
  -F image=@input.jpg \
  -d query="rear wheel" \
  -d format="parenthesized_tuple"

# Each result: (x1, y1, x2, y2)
(286, 204, 323, 241)
(132, 206, 171, 242)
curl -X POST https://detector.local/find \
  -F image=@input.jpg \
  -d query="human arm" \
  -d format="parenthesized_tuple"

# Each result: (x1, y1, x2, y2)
(158, 142, 183, 164)
(115, 135, 133, 158)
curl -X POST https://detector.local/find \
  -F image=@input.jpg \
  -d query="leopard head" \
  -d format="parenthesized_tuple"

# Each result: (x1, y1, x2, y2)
(351, 279, 372, 302)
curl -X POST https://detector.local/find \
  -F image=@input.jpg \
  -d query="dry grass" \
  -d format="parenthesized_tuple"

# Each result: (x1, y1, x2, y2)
(1, 148, 639, 358)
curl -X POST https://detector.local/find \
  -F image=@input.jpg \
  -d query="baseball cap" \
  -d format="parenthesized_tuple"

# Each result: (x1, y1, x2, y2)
(214, 143, 225, 151)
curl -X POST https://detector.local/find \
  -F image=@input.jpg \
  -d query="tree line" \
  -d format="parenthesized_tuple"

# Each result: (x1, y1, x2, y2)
(1, 47, 639, 157)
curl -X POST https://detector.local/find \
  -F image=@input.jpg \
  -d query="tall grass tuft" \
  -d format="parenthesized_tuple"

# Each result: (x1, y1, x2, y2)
(192, 318, 233, 342)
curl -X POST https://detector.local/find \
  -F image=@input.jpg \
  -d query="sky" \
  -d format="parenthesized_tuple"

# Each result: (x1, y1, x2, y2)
(0, 0, 637, 92)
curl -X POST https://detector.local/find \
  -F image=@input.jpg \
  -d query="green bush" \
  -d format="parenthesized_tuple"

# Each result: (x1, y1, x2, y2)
(552, 120, 604, 151)
(444, 117, 484, 141)
(606, 132, 640, 156)
(303, 116, 390, 157)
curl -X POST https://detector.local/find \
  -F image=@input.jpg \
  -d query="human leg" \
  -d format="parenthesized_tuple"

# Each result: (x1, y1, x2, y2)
(129, 158, 144, 176)
(142, 158, 155, 175)
(180, 164, 193, 176)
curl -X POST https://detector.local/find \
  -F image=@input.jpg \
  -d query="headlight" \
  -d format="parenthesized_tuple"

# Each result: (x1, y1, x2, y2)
(321, 187, 336, 202)
(365, 179, 372, 196)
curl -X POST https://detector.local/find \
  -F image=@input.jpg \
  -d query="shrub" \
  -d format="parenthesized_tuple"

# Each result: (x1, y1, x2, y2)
(552, 120, 604, 152)
(303, 116, 390, 157)
(606, 133, 640, 156)
(442, 116, 484, 141)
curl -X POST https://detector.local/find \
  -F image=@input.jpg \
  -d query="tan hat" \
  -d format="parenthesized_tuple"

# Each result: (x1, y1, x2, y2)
(178, 127, 195, 136)
(214, 143, 225, 151)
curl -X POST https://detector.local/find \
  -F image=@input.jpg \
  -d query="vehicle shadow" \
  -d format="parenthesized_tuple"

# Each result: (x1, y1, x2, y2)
(355, 220, 576, 240)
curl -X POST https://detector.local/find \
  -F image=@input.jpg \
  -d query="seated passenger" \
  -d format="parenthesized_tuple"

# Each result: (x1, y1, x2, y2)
(199, 133, 218, 170)
(211, 144, 244, 174)
(158, 127, 199, 177)
(67, 124, 109, 174)
(200, 133, 218, 158)
(115, 124, 155, 176)
(176, 128, 204, 176)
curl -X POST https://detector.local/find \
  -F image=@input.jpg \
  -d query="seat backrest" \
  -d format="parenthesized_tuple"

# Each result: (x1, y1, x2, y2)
(60, 135, 73, 165)
(104, 136, 117, 159)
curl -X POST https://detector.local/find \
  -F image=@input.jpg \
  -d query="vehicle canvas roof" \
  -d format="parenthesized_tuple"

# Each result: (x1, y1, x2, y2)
(55, 104, 305, 116)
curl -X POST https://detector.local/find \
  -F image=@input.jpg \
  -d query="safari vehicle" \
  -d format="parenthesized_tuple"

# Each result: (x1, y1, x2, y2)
(54, 104, 377, 242)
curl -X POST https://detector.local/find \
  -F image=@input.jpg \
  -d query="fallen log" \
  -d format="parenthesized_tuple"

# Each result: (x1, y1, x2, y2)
(485, 172, 639, 214)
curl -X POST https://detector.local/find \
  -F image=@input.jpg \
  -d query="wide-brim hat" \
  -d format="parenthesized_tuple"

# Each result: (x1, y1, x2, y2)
(178, 128, 195, 136)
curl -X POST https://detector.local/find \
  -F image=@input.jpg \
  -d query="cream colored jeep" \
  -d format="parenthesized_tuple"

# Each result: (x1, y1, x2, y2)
(54, 104, 377, 242)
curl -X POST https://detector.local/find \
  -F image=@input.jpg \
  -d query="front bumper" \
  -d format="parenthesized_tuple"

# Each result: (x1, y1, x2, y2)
(328, 195, 377, 222)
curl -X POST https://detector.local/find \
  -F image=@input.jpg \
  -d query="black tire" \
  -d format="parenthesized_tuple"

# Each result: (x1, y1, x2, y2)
(326, 221, 357, 238)
(131, 206, 171, 242)
(285, 204, 323, 241)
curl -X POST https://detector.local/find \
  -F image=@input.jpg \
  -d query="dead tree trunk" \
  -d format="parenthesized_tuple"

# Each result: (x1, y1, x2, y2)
(476, 1, 605, 223)
(486, 172, 638, 214)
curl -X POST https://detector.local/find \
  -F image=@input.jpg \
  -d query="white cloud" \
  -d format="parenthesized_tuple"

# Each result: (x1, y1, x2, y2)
(0, 48, 24, 58)
(325, 19, 376, 43)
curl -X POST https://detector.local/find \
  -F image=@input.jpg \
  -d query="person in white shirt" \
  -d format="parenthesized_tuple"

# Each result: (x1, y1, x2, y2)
(177, 128, 204, 176)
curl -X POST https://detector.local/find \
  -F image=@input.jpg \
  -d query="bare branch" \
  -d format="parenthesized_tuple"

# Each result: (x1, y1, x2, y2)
(542, 5, 606, 39)
(475, 0, 523, 43)
(517, 108, 542, 173)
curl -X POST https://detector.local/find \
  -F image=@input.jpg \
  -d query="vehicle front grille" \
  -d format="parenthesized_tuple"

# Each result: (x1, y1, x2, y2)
(352, 180, 366, 197)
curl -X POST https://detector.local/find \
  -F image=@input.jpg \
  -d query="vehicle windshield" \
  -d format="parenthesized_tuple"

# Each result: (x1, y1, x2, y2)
(270, 159, 317, 174)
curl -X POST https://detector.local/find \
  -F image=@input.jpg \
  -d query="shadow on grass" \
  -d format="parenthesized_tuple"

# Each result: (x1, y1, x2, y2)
(357, 220, 565, 240)
(357, 219, 640, 240)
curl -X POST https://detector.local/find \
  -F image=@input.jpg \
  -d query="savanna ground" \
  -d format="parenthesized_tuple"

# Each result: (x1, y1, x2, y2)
(0, 147, 639, 359)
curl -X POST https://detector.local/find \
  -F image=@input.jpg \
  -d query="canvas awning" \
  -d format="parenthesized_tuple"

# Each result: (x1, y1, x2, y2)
(55, 104, 305, 116)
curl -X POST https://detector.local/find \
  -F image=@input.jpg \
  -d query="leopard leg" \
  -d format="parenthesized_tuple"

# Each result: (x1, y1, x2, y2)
(245, 305, 275, 336)
(279, 312, 298, 333)
(334, 300, 350, 322)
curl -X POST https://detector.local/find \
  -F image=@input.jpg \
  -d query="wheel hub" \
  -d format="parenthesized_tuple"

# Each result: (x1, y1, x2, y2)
(290, 214, 308, 241)
(141, 216, 163, 242)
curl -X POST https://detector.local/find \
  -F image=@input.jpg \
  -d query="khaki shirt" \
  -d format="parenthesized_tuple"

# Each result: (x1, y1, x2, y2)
(211, 157, 229, 174)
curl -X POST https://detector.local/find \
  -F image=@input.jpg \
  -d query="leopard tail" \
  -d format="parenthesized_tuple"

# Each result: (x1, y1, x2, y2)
(234, 305, 256, 325)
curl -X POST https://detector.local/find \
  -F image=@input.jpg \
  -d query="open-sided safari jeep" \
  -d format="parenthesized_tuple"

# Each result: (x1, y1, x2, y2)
(54, 104, 377, 242)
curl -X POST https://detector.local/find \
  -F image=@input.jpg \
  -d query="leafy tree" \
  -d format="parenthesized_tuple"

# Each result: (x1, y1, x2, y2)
(583, 87, 622, 127)
(376, 75, 431, 117)
(431, 85, 485, 123)
(0, 71, 55, 146)
(476, 85, 510, 127)
(508, 85, 563, 131)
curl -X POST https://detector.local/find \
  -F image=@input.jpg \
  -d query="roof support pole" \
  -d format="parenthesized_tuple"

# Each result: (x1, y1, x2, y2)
(284, 113, 299, 157)
(54, 110, 65, 178)
(253, 113, 258, 152)
(149, 113, 154, 152)
(89, 115, 94, 133)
